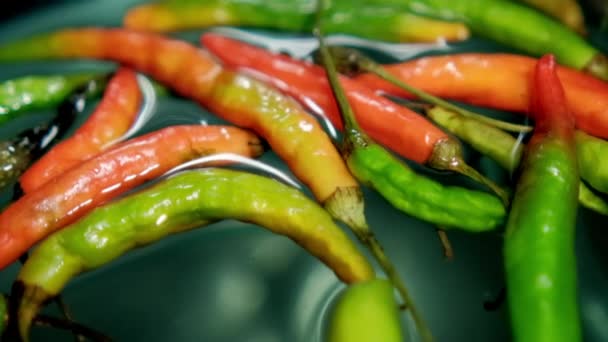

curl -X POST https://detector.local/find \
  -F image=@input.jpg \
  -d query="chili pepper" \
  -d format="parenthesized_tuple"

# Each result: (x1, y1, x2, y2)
(0, 78, 103, 190)
(19, 68, 143, 193)
(515, 0, 586, 34)
(0, 125, 263, 270)
(315, 33, 507, 229)
(355, 53, 608, 140)
(370, 0, 608, 80)
(201, 34, 509, 204)
(427, 106, 608, 215)
(0, 72, 101, 126)
(313, 46, 531, 133)
(124, 0, 469, 43)
(504, 55, 581, 342)
(13, 168, 375, 340)
(326, 279, 404, 342)
(575, 130, 608, 195)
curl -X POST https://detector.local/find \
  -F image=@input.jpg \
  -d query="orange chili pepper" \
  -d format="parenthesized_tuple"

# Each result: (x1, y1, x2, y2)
(354, 53, 608, 140)
(19, 68, 142, 193)
(0, 125, 263, 270)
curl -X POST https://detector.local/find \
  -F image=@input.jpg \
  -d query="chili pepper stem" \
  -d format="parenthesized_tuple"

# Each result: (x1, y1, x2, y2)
(584, 54, 608, 81)
(33, 315, 112, 342)
(435, 228, 454, 261)
(428, 138, 511, 206)
(367, 62, 532, 133)
(55, 296, 86, 342)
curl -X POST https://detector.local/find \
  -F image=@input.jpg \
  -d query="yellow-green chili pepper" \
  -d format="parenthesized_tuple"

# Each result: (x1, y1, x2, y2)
(427, 106, 608, 215)
(13, 168, 374, 341)
(326, 279, 405, 342)
(0, 73, 102, 126)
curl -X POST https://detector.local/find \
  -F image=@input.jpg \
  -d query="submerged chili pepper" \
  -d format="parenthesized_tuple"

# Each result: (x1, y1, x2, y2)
(201, 34, 509, 203)
(0, 78, 103, 190)
(504, 55, 581, 341)
(516, 0, 586, 34)
(356, 53, 608, 140)
(371, 0, 608, 80)
(0, 125, 263, 269)
(19, 68, 143, 193)
(124, 0, 469, 43)
(0, 72, 101, 126)
(0, 294, 5, 337)
(575, 130, 608, 195)
(13, 168, 375, 340)
(326, 279, 404, 342)
(427, 106, 608, 215)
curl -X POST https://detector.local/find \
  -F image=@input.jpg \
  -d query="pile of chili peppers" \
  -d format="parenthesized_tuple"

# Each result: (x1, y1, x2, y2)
(0, 0, 606, 341)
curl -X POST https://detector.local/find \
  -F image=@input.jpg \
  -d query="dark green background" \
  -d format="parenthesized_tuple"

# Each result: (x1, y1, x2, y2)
(0, 1, 607, 341)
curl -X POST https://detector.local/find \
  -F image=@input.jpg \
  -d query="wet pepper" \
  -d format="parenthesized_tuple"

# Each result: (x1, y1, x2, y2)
(371, 0, 608, 80)
(515, 0, 586, 34)
(0, 72, 101, 126)
(202, 34, 509, 203)
(0, 125, 263, 269)
(326, 279, 405, 342)
(504, 55, 581, 341)
(0, 78, 104, 190)
(124, 0, 469, 43)
(427, 107, 608, 215)
(13, 168, 375, 341)
(356, 53, 608, 140)
(19, 68, 142, 193)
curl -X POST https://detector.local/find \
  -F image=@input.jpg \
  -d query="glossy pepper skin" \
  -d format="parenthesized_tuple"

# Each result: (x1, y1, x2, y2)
(0, 78, 103, 190)
(0, 72, 101, 126)
(357, 53, 608, 140)
(371, 0, 608, 80)
(19, 68, 142, 193)
(14, 168, 375, 341)
(0, 28, 365, 229)
(504, 55, 581, 342)
(326, 279, 404, 342)
(428, 107, 608, 215)
(124, 0, 469, 43)
(575, 130, 608, 195)
(202, 34, 509, 203)
(0, 125, 263, 270)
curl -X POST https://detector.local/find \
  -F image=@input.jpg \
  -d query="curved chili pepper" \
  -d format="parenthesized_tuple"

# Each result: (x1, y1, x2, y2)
(0, 125, 263, 269)
(124, 0, 469, 43)
(575, 130, 608, 195)
(504, 55, 581, 341)
(19, 68, 142, 193)
(201, 34, 509, 203)
(516, 0, 586, 34)
(326, 279, 404, 342)
(372, 0, 608, 80)
(0, 78, 104, 190)
(356, 53, 608, 140)
(427, 106, 608, 215)
(0, 72, 101, 126)
(13, 168, 375, 340)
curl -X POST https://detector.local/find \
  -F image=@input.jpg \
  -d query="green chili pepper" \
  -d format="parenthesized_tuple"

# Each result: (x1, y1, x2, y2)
(124, 0, 469, 43)
(14, 168, 375, 341)
(372, 0, 608, 80)
(0, 73, 102, 125)
(326, 279, 405, 342)
(504, 54, 580, 342)
(575, 130, 608, 195)
(427, 106, 608, 215)
(0, 77, 105, 190)
(315, 40, 506, 232)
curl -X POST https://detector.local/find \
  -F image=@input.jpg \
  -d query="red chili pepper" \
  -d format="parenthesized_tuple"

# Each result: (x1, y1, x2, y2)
(354, 53, 608, 139)
(201, 33, 445, 164)
(0, 125, 263, 270)
(19, 68, 142, 193)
